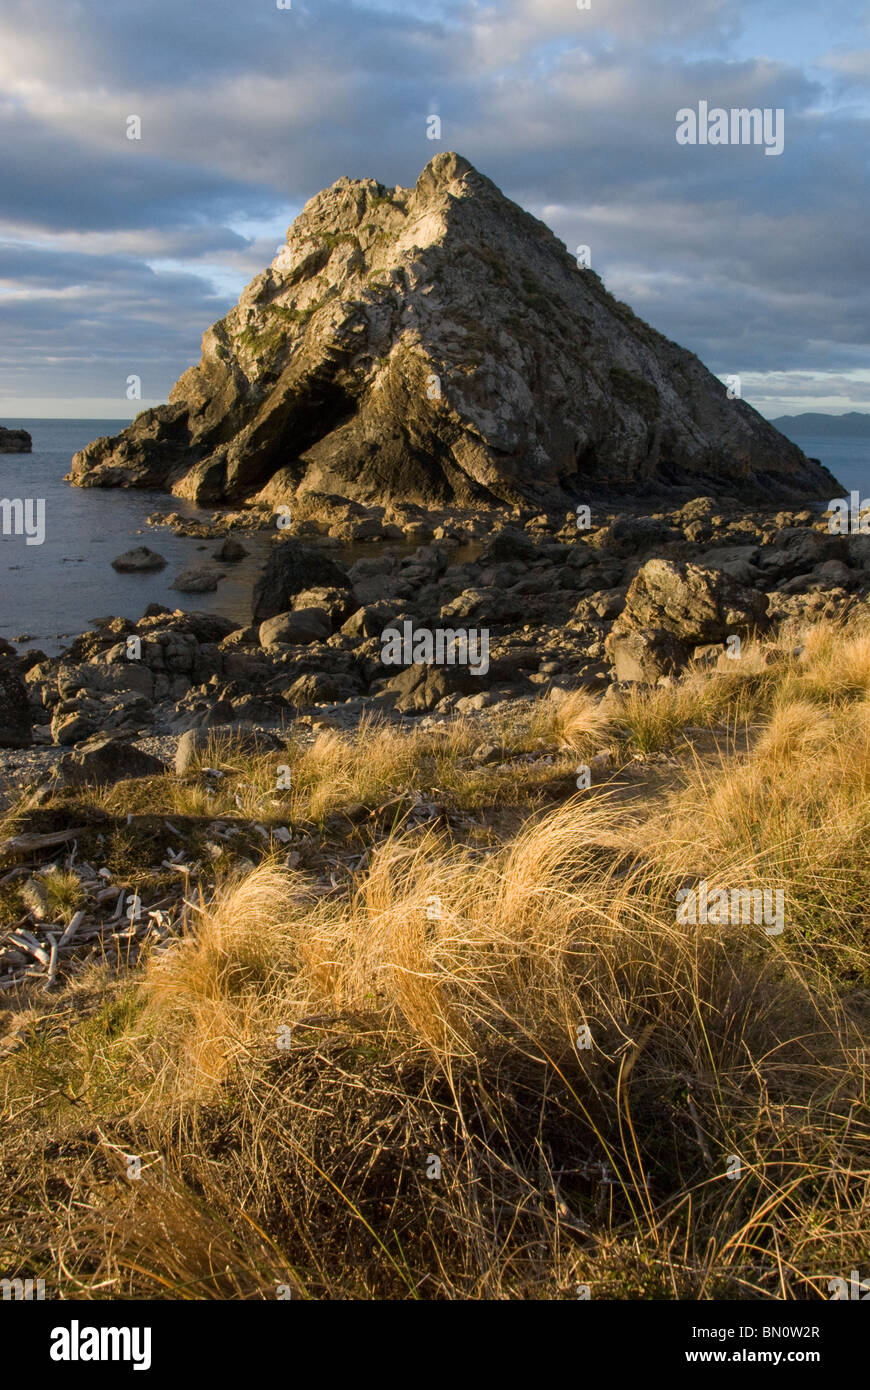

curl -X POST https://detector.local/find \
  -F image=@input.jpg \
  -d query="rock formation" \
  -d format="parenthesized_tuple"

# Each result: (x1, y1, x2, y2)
(68, 154, 837, 508)
(0, 425, 32, 453)
(0, 664, 32, 746)
(604, 558, 769, 682)
(112, 547, 166, 572)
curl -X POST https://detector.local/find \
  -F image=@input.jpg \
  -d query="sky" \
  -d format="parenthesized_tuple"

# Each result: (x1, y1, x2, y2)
(0, 0, 868, 420)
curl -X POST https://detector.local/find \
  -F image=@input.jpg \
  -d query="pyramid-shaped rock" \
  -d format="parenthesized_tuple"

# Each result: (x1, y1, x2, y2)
(69, 153, 836, 507)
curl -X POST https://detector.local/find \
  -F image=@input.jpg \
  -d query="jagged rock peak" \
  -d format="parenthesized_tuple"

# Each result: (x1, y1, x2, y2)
(68, 153, 838, 508)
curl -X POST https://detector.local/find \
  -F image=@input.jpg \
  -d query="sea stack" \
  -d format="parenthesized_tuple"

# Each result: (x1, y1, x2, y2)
(68, 153, 838, 507)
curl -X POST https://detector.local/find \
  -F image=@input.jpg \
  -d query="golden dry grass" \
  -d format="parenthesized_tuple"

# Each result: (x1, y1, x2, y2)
(1, 609, 869, 1298)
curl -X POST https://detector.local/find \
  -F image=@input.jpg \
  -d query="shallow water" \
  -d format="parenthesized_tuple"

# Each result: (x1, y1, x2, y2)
(0, 420, 280, 656)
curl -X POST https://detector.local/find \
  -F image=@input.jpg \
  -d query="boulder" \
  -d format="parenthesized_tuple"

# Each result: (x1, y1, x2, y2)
(758, 527, 845, 581)
(692, 643, 726, 667)
(51, 710, 97, 746)
(175, 724, 283, 772)
(439, 587, 527, 624)
(351, 572, 410, 606)
(478, 527, 538, 566)
(143, 610, 236, 644)
(808, 559, 855, 590)
(679, 497, 719, 524)
(291, 586, 354, 627)
(472, 742, 501, 764)
(696, 545, 763, 586)
(846, 535, 870, 573)
(252, 541, 349, 623)
(284, 671, 359, 706)
(606, 628, 689, 684)
(593, 515, 681, 556)
(259, 608, 332, 646)
(170, 567, 224, 593)
(589, 588, 625, 620)
(766, 588, 857, 626)
(613, 558, 768, 645)
(112, 546, 166, 572)
(605, 558, 769, 683)
(341, 603, 398, 638)
(778, 559, 856, 594)
(190, 700, 237, 729)
(0, 667, 32, 747)
(213, 537, 249, 562)
(382, 662, 485, 713)
(58, 736, 169, 787)
(174, 727, 206, 775)
(401, 544, 449, 578)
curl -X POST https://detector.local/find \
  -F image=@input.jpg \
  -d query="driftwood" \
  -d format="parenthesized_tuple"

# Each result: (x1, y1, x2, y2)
(42, 932, 59, 990)
(0, 866, 34, 885)
(7, 931, 51, 966)
(0, 826, 91, 861)
(58, 910, 86, 948)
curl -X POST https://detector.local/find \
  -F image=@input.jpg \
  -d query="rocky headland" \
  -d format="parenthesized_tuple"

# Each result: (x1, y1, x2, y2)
(68, 152, 836, 508)
(22, 152, 855, 779)
(6, 154, 860, 776)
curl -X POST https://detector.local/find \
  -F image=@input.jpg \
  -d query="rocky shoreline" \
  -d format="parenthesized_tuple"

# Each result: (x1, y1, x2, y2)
(1, 493, 867, 802)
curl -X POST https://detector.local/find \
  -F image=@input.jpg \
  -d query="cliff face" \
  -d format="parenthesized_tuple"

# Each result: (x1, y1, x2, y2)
(68, 153, 837, 507)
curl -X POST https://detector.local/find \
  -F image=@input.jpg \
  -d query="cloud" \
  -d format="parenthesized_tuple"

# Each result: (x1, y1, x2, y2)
(0, 244, 232, 404)
(818, 47, 870, 82)
(0, 0, 866, 411)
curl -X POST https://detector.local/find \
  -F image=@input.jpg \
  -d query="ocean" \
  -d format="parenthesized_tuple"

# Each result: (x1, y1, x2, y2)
(1, 419, 868, 658)
(0, 420, 272, 656)
(775, 434, 870, 497)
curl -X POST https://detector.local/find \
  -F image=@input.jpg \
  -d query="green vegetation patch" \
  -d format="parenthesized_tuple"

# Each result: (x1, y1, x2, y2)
(609, 366, 661, 419)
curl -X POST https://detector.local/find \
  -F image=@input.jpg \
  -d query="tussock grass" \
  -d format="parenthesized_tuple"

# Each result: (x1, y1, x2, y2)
(39, 868, 86, 924)
(647, 692, 870, 981)
(528, 686, 613, 753)
(93, 710, 577, 832)
(28, 804, 865, 1299)
(2, 607, 869, 1298)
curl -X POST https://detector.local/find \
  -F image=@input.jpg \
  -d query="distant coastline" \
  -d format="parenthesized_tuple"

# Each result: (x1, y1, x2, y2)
(771, 411, 870, 438)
